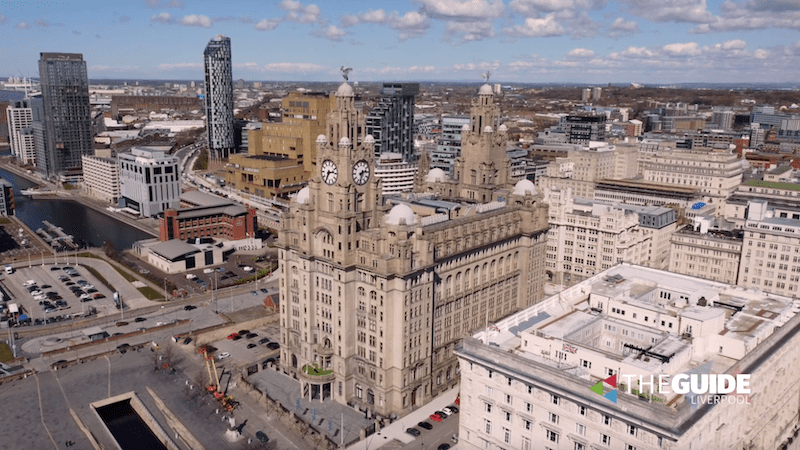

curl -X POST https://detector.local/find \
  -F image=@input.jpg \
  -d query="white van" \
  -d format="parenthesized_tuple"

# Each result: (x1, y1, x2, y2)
(5, 265, 13, 274)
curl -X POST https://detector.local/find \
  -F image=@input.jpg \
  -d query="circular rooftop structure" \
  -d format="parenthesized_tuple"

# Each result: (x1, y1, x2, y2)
(339, 136, 351, 147)
(336, 82, 354, 97)
(295, 187, 311, 204)
(461, 124, 470, 132)
(386, 204, 416, 226)
(426, 168, 447, 183)
(513, 179, 537, 197)
(498, 124, 507, 132)
(316, 134, 328, 144)
(478, 83, 494, 95)
(364, 134, 375, 144)
(484, 125, 493, 133)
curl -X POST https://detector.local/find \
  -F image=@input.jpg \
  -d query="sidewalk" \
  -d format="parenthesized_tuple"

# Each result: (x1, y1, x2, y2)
(347, 385, 460, 450)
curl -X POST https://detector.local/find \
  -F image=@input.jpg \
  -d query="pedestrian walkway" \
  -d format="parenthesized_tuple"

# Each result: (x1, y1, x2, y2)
(248, 367, 375, 446)
(346, 386, 459, 450)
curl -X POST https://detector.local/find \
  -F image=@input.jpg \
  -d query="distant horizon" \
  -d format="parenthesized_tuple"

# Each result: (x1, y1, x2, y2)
(5, 76, 800, 90)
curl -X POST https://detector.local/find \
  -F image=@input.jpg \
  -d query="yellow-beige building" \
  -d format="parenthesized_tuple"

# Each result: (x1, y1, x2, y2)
(225, 154, 306, 200)
(248, 91, 333, 177)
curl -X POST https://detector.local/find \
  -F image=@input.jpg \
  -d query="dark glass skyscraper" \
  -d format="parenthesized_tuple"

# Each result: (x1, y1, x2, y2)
(365, 83, 419, 161)
(36, 52, 92, 178)
(203, 35, 234, 159)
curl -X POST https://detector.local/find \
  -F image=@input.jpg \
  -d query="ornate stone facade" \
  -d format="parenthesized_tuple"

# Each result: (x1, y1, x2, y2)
(278, 81, 549, 418)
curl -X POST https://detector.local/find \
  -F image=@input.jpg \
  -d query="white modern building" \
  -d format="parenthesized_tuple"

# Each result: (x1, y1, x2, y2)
(455, 263, 800, 450)
(374, 152, 417, 195)
(203, 35, 234, 159)
(737, 200, 800, 297)
(669, 217, 742, 285)
(6, 99, 36, 165)
(81, 154, 120, 204)
(545, 189, 676, 288)
(641, 147, 745, 205)
(118, 147, 180, 217)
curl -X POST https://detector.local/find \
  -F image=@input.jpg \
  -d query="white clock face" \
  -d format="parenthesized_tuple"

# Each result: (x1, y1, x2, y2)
(321, 160, 338, 185)
(352, 160, 370, 185)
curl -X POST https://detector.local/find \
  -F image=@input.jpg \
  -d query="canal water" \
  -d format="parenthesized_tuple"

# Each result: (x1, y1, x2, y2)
(0, 167, 154, 251)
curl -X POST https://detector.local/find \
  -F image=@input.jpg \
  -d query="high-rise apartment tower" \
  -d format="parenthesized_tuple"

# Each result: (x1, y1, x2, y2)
(36, 53, 92, 178)
(203, 35, 234, 159)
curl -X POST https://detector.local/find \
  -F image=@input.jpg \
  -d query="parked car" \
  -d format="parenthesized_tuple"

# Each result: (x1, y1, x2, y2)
(247, 343, 257, 349)
(266, 342, 280, 350)
(246, 333, 258, 339)
(238, 329, 250, 336)
(437, 444, 451, 450)
(449, 406, 459, 414)
(258, 338, 270, 345)
(182, 337, 192, 345)
(434, 410, 448, 419)
(442, 407, 455, 416)
(117, 343, 130, 353)
(429, 414, 442, 422)
(116, 321, 129, 327)
(418, 421, 433, 430)
(255, 431, 269, 444)
(250, 290, 258, 296)
(406, 428, 421, 437)
(217, 352, 230, 360)
(184, 305, 197, 311)
(135, 317, 147, 322)
(227, 333, 238, 340)
(232, 335, 243, 341)
(260, 288, 268, 294)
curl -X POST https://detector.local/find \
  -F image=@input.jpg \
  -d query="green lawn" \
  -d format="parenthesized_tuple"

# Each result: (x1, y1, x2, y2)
(137, 286, 165, 301)
(302, 364, 333, 376)
(0, 342, 14, 363)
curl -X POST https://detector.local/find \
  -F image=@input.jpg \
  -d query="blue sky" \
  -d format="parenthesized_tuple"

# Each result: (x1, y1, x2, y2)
(2, 0, 800, 84)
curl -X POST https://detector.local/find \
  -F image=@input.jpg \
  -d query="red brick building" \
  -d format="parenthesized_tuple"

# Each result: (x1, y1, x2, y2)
(159, 204, 257, 241)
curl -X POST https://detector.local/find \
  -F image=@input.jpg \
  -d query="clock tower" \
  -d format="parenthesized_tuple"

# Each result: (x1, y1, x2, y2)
(303, 78, 382, 266)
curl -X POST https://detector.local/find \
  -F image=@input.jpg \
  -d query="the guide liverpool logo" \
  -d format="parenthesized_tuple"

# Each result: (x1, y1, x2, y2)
(590, 373, 751, 405)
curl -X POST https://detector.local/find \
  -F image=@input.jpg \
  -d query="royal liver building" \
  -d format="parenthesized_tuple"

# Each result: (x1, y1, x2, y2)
(278, 74, 550, 419)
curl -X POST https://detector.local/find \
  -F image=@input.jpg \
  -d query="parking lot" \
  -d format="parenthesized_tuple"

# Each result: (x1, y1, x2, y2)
(200, 321, 281, 370)
(2, 264, 128, 325)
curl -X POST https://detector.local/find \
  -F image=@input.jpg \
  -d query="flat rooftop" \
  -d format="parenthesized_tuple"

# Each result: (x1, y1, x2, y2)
(475, 263, 799, 406)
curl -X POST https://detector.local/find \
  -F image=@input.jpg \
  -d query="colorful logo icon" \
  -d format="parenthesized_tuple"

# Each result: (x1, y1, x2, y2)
(590, 374, 617, 403)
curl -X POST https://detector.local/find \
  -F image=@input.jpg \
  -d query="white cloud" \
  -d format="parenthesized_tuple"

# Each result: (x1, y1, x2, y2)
(418, 0, 505, 20)
(15, 21, 28, 29)
(234, 62, 261, 70)
(254, 19, 280, 31)
(363, 65, 437, 75)
(720, 39, 746, 50)
(319, 25, 346, 41)
(391, 11, 430, 41)
(662, 42, 701, 56)
(504, 15, 565, 37)
(150, 12, 172, 24)
(608, 17, 638, 37)
(618, 46, 655, 58)
(341, 9, 388, 27)
(445, 20, 495, 42)
(262, 62, 326, 72)
(689, 0, 800, 33)
(0, 15, 7, 24)
(157, 62, 202, 70)
(566, 48, 595, 58)
(754, 49, 769, 59)
(279, 0, 321, 24)
(623, 0, 714, 23)
(180, 14, 212, 28)
(509, 0, 576, 16)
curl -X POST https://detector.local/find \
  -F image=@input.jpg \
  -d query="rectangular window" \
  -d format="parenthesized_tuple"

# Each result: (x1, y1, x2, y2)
(503, 427, 511, 444)
(628, 425, 637, 436)
(522, 437, 532, 450)
(484, 419, 492, 434)
(549, 412, 559, 424)
(601, 434, 611, 445)
(551, 394, 560, 405)
(484, 402, 492, 413)
(576, 423, 586, 436)
(546, 430, 559, 443)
